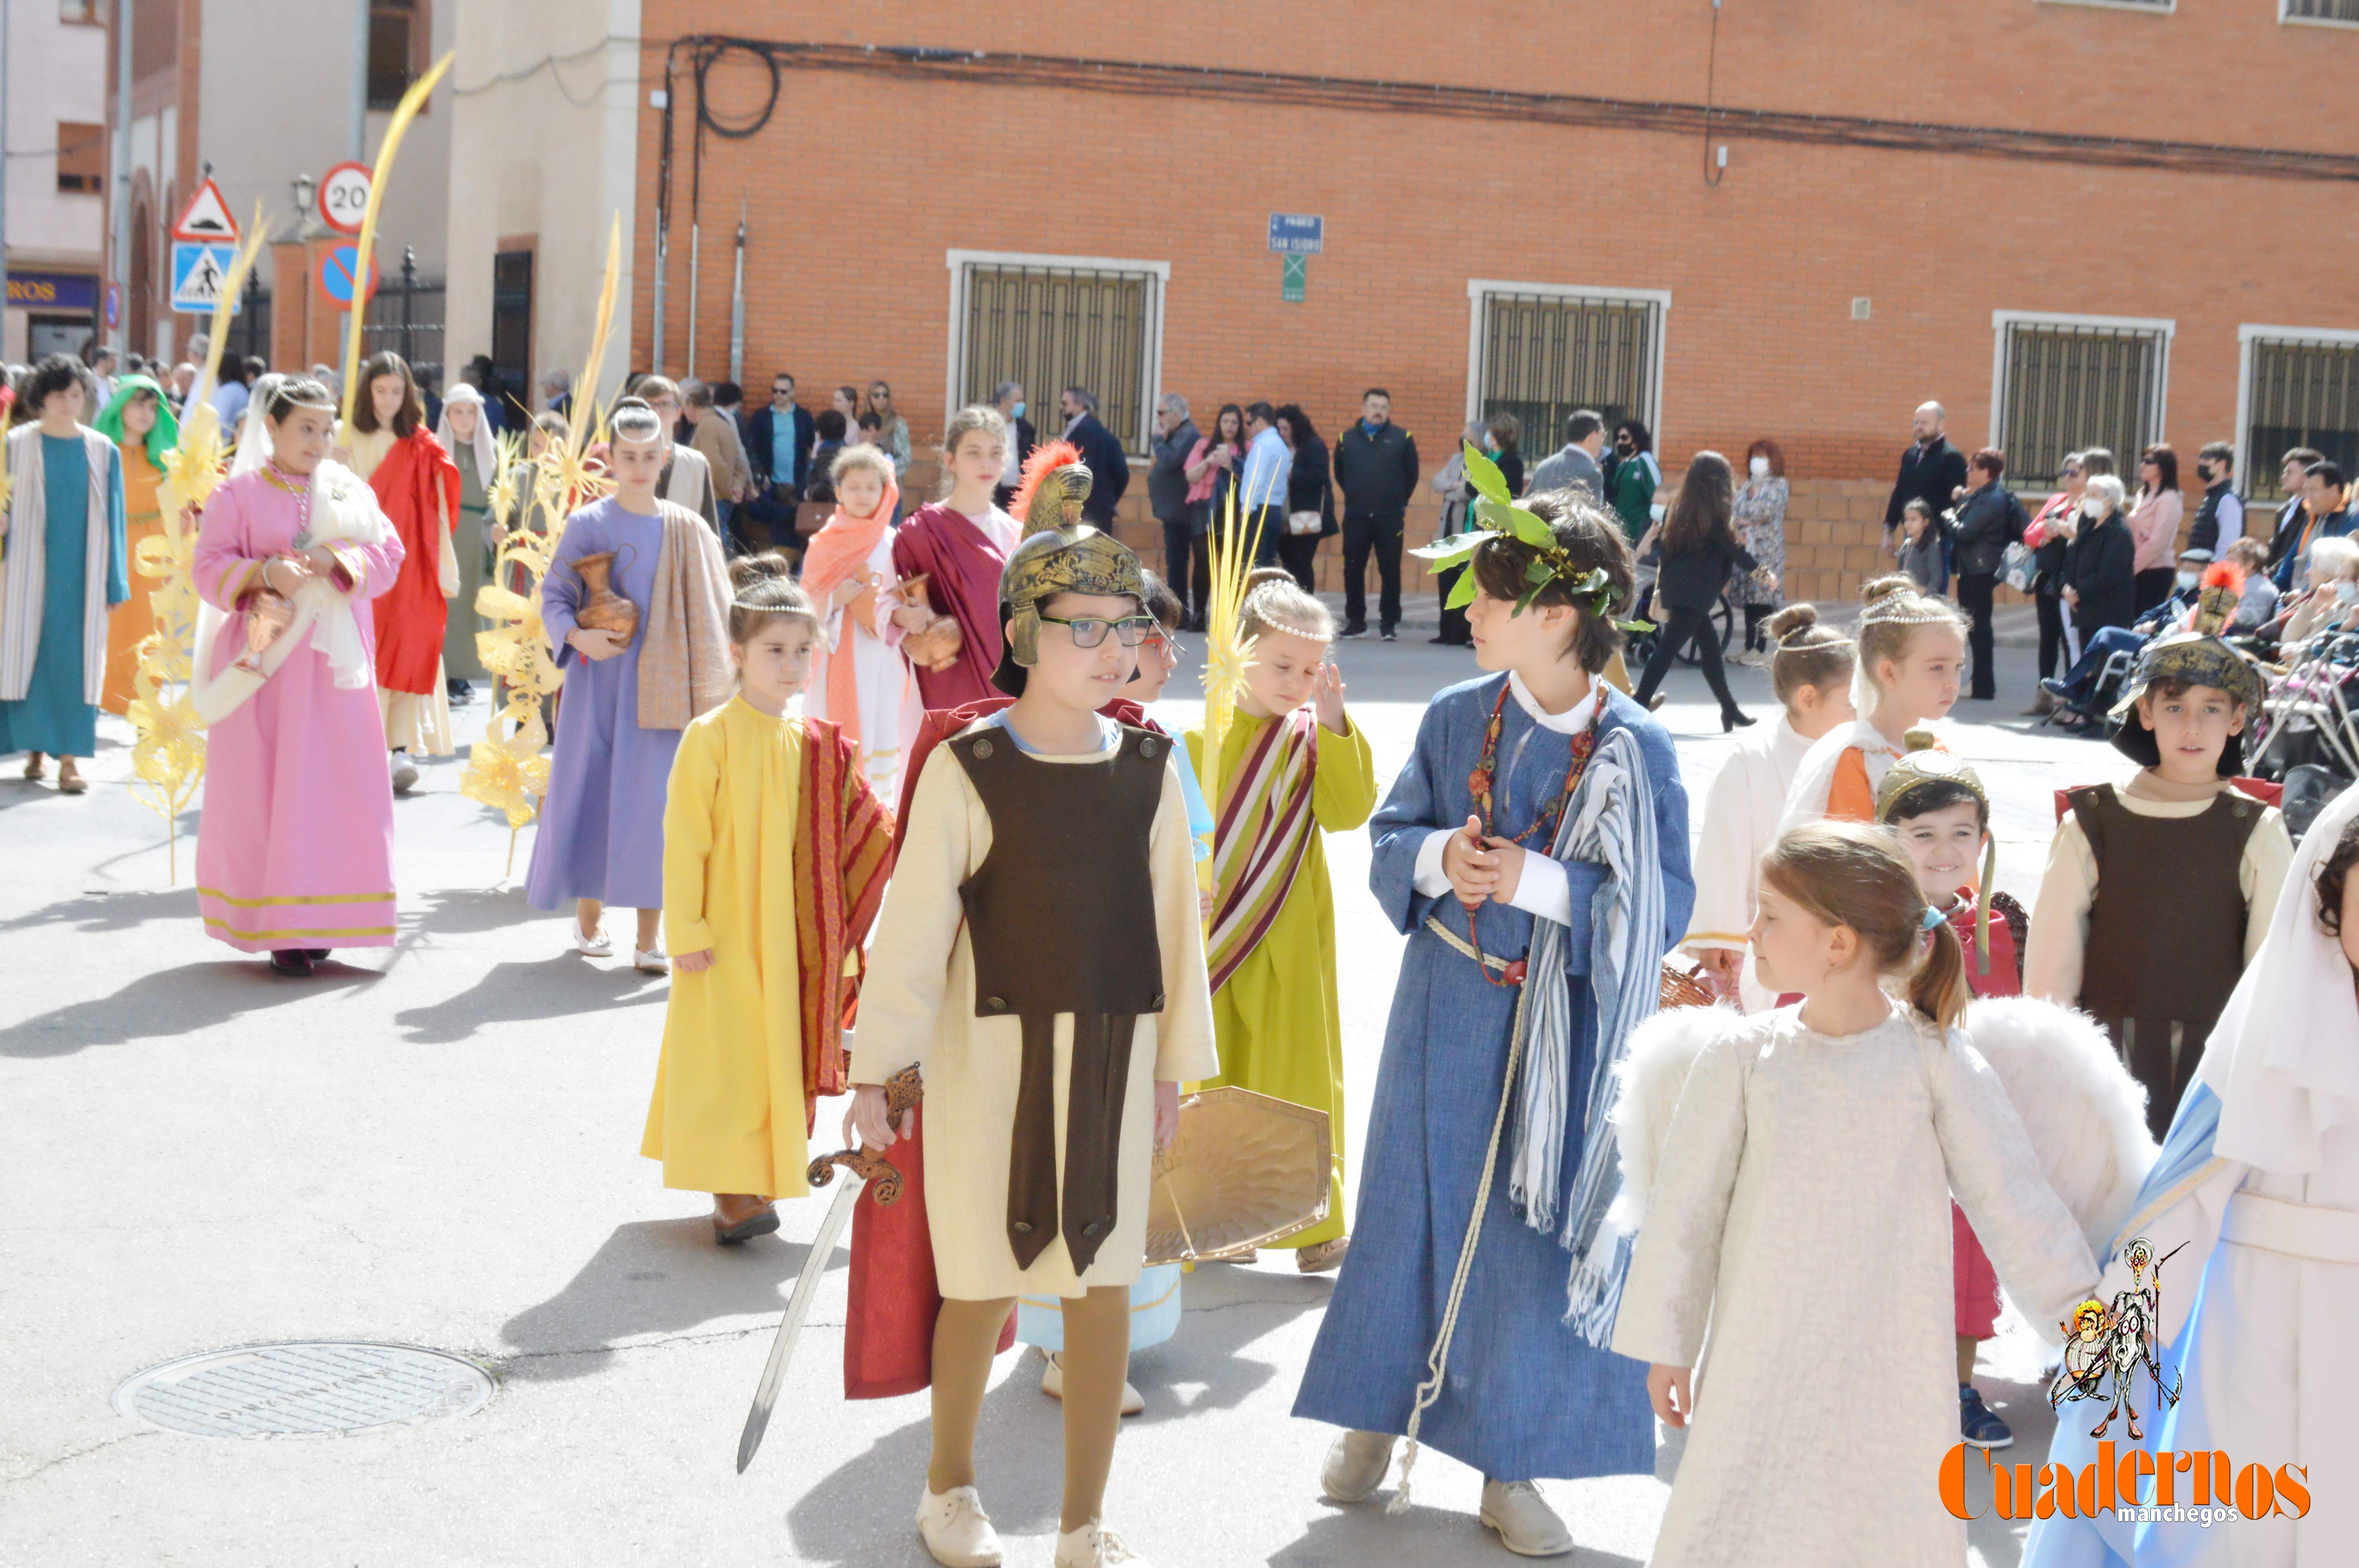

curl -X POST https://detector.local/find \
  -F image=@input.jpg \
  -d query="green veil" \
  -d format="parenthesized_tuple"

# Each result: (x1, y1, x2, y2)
(93, 374, 180, 470)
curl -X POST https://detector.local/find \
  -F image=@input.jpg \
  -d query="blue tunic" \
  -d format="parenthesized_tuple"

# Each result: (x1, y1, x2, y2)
(524, 500, 677, 910)
(1292, 676, 1694, 1481)
(0, 435, 127, 757)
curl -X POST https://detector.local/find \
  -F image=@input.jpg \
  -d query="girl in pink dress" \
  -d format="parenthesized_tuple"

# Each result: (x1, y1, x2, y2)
(192, 375, 406, 977)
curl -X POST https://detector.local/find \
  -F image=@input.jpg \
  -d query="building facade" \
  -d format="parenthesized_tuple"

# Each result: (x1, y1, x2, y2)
(102, 0, 452, 377)
(619, 1, 2359, 600)
(3, 0, 111, 363)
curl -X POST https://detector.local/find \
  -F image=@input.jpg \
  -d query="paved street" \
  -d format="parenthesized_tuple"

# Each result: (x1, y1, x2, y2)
(2, 627, 2125, 1567)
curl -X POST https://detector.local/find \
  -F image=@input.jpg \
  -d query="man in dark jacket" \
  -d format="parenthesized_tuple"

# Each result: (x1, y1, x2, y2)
(1946, 447, 2028, 701)
(1884, 401, 1970, 570)
(1331, 387, 1420, 639)
(1148, 394, 1203, 623)
(1059, 385, 1130, 525)
(2266, 446, 2328, 588)
(744, 371, 816, 551)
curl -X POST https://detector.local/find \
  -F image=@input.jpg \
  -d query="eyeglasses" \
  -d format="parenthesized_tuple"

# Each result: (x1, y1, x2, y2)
(1038, 613, 1158, 648)
(1141, 631, 1184, 661)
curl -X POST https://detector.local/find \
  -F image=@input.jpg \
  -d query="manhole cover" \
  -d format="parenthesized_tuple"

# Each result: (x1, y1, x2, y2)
(114, 1342, 494, 1438)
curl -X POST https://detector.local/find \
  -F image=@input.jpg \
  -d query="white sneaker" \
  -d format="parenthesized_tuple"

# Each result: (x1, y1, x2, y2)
(573, 926, 613, 958)
(1320, 1428, 1396, 1503)
(1039, 1350, 1144, 1416)
(633, 946, 669, 973)
(915, 1486, 1003, 1568)
(390, 751, 419, 793)
(1479, 1479, 1574, 1557)
(1052, 1519, 1146, 1567)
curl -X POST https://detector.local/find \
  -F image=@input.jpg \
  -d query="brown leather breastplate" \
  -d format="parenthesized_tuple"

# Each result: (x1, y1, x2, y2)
(947, 722, 1169, 1271)
(2070, 784, 2261, 1140)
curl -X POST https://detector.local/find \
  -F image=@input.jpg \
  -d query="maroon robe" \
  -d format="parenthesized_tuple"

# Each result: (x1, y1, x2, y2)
(889, 502, 1013, 709)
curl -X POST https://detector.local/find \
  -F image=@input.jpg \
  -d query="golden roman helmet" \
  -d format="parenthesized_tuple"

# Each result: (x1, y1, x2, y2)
(993, 441, 1146, 690)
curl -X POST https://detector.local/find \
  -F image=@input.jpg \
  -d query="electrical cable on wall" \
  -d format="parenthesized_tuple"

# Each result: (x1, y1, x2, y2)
(1702, 0, 1724, 187)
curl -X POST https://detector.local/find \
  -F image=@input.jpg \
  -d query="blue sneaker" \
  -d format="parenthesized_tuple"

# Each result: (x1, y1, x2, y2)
(1960, 1383, 2014, 1449)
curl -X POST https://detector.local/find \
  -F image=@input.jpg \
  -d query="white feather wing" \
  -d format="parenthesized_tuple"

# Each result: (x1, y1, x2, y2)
(1962, 996, 2159, 1255)
(1610, 1002, 1749, 1229)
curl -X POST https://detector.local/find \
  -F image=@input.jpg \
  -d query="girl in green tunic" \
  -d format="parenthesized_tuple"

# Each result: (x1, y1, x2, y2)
(1185, 567, 1377, 1270)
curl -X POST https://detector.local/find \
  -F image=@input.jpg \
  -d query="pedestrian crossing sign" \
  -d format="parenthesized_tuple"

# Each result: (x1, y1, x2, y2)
(171, 241, 240, 314)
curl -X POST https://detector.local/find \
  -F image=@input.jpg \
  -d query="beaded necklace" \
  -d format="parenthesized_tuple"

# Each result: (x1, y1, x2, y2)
(1461, 677, 1599, 986)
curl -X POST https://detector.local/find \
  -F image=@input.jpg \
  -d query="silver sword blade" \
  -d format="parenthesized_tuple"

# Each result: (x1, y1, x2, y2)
(736, 1173, 863, 1473)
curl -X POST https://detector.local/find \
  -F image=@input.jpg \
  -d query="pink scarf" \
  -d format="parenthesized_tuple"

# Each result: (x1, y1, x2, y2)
(798, 477, 900, 751)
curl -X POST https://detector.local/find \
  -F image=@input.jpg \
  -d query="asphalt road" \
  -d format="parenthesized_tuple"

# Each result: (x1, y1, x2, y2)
(0, 631, 2128, 1566)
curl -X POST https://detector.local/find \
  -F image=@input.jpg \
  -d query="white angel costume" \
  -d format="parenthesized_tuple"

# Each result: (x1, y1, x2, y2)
(2023, 784, 2359, 1568)
(1610, 996, 2153, 1566)
(1685, 715, 1817, 1009)
(1776, 716, 1930, 833)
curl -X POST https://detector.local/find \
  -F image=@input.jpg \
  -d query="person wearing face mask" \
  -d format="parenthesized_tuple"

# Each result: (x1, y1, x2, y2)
(2061, 473, 2138, 646)
(991, 380, 1036, 511)
(2040, 546, 2219, 730)
(2186, 441, 2244, 556)
(2021, 452, 2087, 717)
(1732, 439, 1789, 665)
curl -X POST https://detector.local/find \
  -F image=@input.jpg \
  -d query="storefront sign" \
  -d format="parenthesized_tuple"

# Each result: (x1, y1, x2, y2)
(5, 272, 100, 312)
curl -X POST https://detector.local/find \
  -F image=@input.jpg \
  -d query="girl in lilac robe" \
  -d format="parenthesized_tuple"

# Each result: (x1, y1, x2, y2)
(193, 465, 406, 958)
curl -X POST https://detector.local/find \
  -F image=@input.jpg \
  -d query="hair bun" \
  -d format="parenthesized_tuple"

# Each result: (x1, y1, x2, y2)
(1902, 727, 1939, 753)
(1859, 575, 1917, 607)
(1243, 565, 1299, 593)
(1764, 603, 1819, 642)
(728, 550, 796, 590)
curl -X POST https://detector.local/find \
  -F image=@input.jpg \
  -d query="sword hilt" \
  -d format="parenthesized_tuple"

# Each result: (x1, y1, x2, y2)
(807, 1147, 904, 1206)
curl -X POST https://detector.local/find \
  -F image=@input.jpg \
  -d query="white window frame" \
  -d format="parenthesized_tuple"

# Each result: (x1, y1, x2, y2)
(944, 248, 1169, 457)
(2234, 323, 2359, 491)
(2035, 0, 2176, 14)
(1463, 279, 1671, 439)
(2281, 0, 2359, 31)
(1988, 309, 2175, 480)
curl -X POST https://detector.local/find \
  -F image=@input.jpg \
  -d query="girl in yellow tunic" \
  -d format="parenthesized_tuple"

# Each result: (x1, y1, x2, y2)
(642, 554, 895, 1244)
(94, 376, 178, 715)
(1186, 568, 1378, 1272)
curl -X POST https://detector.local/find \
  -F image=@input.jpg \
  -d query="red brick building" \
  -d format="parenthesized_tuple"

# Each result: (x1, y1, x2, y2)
(630, 2, 2359, 600)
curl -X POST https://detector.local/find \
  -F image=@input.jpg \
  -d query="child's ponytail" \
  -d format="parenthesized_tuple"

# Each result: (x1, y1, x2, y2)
(1910, 913, 1970, 1036)
(1761, 821, 1972, 1035)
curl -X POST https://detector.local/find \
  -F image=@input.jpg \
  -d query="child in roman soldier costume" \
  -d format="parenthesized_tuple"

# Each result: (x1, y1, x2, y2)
(845, 445, 1217, 1568)
(2027, 563, 2293, 1140)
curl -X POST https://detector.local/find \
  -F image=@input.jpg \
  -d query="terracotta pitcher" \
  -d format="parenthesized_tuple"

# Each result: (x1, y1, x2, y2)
(572, 546, 640, 647)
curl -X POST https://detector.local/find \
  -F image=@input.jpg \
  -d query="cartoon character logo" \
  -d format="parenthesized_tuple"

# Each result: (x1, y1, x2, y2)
(2048, 1236, 2185, 1441)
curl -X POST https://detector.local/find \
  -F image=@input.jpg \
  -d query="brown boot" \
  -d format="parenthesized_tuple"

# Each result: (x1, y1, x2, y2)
(712, 1193, 780, 1244)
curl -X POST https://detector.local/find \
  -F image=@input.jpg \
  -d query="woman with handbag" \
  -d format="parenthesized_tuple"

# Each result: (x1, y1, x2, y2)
(2021, 452, 2085, 716)
(1275, 403, 1338, 595)
(1181, 403, 1246, 630)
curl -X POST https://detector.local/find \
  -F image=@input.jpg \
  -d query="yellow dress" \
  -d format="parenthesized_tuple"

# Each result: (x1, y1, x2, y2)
(1185, 712, 1378, 1248)
(640, 696, 808, 1198)
(102, 444, 166, 715)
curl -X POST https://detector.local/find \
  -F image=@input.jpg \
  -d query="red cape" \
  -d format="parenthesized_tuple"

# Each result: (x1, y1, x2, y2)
(368, 428, 463, 694)
(891, 504, 1011, 711)
(841, 693, 1153, 1399)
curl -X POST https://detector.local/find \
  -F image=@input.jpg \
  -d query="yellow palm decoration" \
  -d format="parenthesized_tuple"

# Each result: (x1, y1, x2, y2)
(1194, 486, 1267, 917)
(128, 207, 271, 881)
(460, 214, 625, 876)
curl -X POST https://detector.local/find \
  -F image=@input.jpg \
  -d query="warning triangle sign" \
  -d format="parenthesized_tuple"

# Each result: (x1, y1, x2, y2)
(172, 179, 239, 243)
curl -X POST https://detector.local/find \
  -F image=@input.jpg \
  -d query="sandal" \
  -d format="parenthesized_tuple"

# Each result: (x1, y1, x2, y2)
(22, 751, 45, 783)
(57, 763, 87, 796)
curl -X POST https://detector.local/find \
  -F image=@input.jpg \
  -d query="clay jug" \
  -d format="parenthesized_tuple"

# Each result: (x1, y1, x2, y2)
(573, 548, 640, 646)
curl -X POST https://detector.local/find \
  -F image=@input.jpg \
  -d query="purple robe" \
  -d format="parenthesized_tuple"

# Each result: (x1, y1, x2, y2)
(525, 499, 677, 911)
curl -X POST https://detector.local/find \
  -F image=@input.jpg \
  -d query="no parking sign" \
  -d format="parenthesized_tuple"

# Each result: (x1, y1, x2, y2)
(316, 244, 381, 310)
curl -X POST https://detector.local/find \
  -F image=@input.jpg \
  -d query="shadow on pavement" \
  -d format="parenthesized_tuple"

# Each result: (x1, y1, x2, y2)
(391, 953, 665, 1044)
(0, 885, 198, 934)
(496, 1216, 826, 1383)
(0, 956, 381, 1058)
(400, 883, 543, 939)
(1272, 1508, 1643, 1567)
(1127, 1263, 1330, 1423)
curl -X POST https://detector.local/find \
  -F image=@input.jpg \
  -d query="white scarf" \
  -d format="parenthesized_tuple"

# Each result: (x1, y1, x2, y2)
(0, 423, 118, 706)
(2199, 782, 2359, 1173)
(434, 385, 498, 494)
(191, 391, 391, 724)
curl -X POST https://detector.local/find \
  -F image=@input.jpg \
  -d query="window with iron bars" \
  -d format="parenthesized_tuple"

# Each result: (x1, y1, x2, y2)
(361, 267, 447, 392)
(1472, 287, 1663, 459)
(2243, 336, 2359, 501)
(2283, 0, 2359, 26)
(951, 256, 1163, 456)
(1992, 316, 2171, 492)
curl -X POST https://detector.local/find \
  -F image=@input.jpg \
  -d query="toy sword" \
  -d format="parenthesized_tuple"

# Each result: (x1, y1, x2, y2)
(735, 1067, 920, 1474)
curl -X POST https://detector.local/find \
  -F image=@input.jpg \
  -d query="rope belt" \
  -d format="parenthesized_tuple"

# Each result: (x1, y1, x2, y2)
(1423, 912, 1527, 986)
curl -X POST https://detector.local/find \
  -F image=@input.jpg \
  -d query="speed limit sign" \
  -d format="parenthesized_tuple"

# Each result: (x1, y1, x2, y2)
(318, 161, 372, 236)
